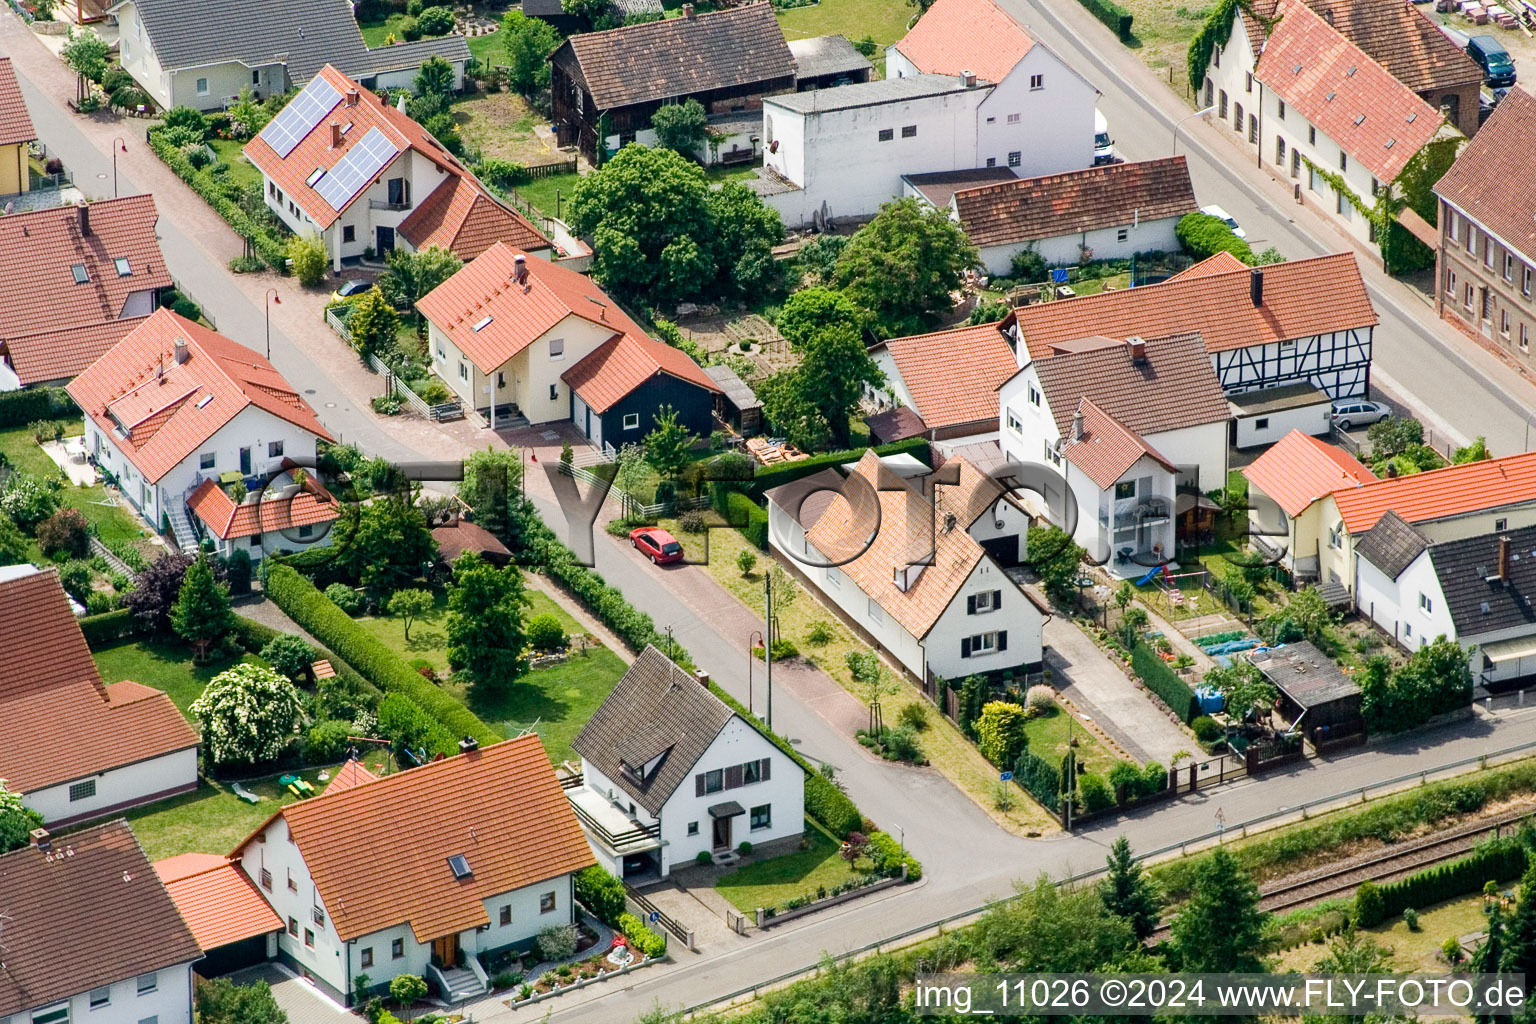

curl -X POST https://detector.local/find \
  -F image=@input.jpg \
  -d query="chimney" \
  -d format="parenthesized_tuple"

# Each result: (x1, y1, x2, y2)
(1127, 335, 1147, 363)
(329, 120, 342, 148)
(1322, 6, 1334, 24)
(30, 827, 50, 851)
(345, 88, 359, 107)
(514, 252, 529, 286)
(962, 69, 977, 88)
(1500, 535, 1512, 581)
(173, 336, 189, 364)
(1070, 408, 1084, 442)
(1249, 267, 1264, 307)
(79, 203, 90, 237)
(459, 736, 479, 754)
(694, 669, 710, 687)
(682, 2, 695, 16)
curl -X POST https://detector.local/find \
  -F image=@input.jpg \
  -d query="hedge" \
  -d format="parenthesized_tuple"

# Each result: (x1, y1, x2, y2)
(265, 564, 497, 750)
(229, 613, 377, 699)
(574, 865, 626, 926)
(79, 608, 145, 648)
(1378, 838, 1527, 919)
(1131, 641, 1198, 723)
(1176, 211, 1255, 265)
(746, 438, 932, 501)
(726, 491, 769, 551)
(1013, 750, 1061, 813)
(272, 545, 350, 588)
(146, 130, 288, 270)
(1077, 0, 1133, 41)
(0, 387, 76, 429)
(867, 830, 921, 880)
(616, 911, 667, 958)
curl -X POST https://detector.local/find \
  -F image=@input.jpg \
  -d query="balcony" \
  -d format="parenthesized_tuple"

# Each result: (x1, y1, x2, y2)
(368, 199, 412, 211)
(566, 785, 661, 854)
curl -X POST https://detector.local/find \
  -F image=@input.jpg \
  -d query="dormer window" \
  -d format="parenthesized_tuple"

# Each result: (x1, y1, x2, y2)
(447, 854, 472, 879)
(71, 264, 89, 284)
(114, 257, 131, 276)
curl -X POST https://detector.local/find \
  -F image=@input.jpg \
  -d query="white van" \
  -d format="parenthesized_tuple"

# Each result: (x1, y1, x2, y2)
(1094, 110, 1115, 165)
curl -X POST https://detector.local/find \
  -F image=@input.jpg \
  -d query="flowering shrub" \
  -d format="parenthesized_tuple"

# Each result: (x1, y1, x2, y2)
(189, 663, 308, 767)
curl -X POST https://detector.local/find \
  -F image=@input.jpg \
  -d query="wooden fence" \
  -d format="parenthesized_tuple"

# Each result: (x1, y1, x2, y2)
(525, 158, 577, 180)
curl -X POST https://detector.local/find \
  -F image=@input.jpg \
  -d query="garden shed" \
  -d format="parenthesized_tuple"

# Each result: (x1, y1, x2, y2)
(1249, 641, 1364, 741)
(704, 363, 762, 434)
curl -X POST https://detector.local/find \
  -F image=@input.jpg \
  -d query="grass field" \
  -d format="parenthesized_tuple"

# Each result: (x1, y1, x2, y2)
(93, 638, 261, 717)
(1272, 894, 1489, 973)
(714, 818, 864, 913)
(208, 138, 264, 191)
(0, 421, 156, 556)
(353, 588, 627, 764)
(1024, 703, 1125, 779)
(775, 0, 910, 76)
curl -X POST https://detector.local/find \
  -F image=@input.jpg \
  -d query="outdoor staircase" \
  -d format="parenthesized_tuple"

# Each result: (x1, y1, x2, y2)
(437, 967, 485, 1003)
(164, 500, 199, 553)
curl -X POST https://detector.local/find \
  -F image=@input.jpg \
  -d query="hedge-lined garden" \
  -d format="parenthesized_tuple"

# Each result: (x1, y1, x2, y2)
(1131, 641, 1199, 723)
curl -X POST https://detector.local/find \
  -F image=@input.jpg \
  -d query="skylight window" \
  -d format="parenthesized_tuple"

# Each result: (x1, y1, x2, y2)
(114, 257, 131, 277)
(1292, 63, 1302, 75)
(472, 315, 494, 332)
(1325, 91, 1336, 101)
(341, 122, 354, 134)
(1346, 66, 1357, 76)
(1407, 112, 1418, 123)
(448, 854, 472, 879)
(1354, 113, 1366, 125)
(306, 167, 327, 188)
(71, 264, 89, 284)
(1385, 138, 1396, 148)
(195, 394, 214, 409)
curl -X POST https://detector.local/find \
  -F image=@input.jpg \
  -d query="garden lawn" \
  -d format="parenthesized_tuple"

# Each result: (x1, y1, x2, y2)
(775, 0, 910, 75)
(93, 638, 261, 717)
(714, 818, 864, 914)
(513, 171, 582, 221)
(352, 588, 627, 763)
(1024, 703, 1126, 778)
(453, 92, 564, 166)
(0, 422, 156, 557)
(1271, 893, 1488, 973)
(207, 138, 263, 191)
(675, 515, 1058, 835)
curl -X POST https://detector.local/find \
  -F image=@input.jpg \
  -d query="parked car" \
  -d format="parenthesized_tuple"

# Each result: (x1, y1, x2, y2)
(329, 279, 372, 304)
(1468, 35, 1517, 87)
(630, 526, 684, 564)
(1330, 399, 1392, 431)
(1200, 205, 1246, 239)
(1093, 109, 1115, 166)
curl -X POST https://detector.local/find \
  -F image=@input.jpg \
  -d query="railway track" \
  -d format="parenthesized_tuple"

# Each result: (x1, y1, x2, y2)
(1149, 806, 1535, 940)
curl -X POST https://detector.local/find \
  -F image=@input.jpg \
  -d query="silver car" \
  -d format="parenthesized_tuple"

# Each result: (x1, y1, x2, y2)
(1330, 399, 1392, 431)
(1200, 205, 1246, 239)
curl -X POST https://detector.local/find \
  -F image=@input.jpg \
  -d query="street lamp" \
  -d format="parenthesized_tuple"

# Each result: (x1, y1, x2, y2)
(1172, 104, 1217, 155)
(264, 288, 281, 360)
(892, 823, 904, 859)
(747, 630, 764, 715)
(111, 137, 126, 198)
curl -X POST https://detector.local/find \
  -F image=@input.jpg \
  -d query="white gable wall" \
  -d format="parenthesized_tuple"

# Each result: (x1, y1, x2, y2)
(22, 747, 197, 826)
(974, 46, 1096, 177)
(1354, 549, 1451, 650)
(925, 558, 1043, 680)
(1202, 11, 1261, 133)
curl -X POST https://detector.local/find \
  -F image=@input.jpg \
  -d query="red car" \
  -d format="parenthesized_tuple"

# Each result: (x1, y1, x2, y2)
(630, 526, 684, 565)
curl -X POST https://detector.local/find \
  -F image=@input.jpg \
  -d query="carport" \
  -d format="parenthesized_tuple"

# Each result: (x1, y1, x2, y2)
(154, 853, 284, 976)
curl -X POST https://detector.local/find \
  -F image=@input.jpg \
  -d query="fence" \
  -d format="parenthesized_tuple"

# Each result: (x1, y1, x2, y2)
(525, 158, 577, 180)
(624, 882, 694, 950)
(360, 350, 465, 422)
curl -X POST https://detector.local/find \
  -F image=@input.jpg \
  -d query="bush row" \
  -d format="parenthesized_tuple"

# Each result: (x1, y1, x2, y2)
(265, 564, 497, 752)
(726, 491, 769, 551)
(1078, 0, 1133, 40)
(78, 607, 144, 648)
(1013, 751, 1062, 813)
(0, 387, 75, 429)
(746, 438, 932, 501)
(1130, 641, 1198, 723)
(1377, 838, 1528, 920)
(146, 131, 288, 269)
(867, 830, 922, 881)
(616, 912, 667, 959)
(1175, 211, 1254, 265)
(574, 865, 627, 926)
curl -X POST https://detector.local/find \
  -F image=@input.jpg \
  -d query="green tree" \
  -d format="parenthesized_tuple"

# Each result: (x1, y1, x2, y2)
(1099, 836, 1161, 940)
(1366, 416, 1424, 459)
(1455, 435, 1491, 464)
(1025, 525, 1085, 604)
(1311, 929, 1394, 1024)
(447, 552, 529, 693)
(643, 405, 694, 480)
(736, 549, 757, 575)
(389, 974, 428, 1010)
(194, 979, 288, 1024)
(705, 181, 784, 295)
(344, 286, 401, 359)
(190, 664, 307, 767)
(61, 29, 110, 101)
(260, 634, 317, 683)
(651, 99, 707, 154)
(759, 322, 882, 450)
(774, 287, 864, 348)
(832, 197, 979, 337)
(416, 5, 456, 35)
(501, 10, 559, 95)
(338, 491, 438, 600)
(0, 780, 43, 853)
(1204, 659, 1275, 723)
(1476, 896, 1509, 1024)
(0, 514, 28, 567)
(413, 55, 455, 100)
(560, 0, 612, 30)
(387, 588, 435, 641)
(457, 448, 525, 544)
(378, 244, 463, 317)
(1502, 859, 1536, 1007)
(170, 552, 235, 656)
(975, 700, 1029, 767)
(287, 232, 328, 287)
(1170, 846, 1268, 972)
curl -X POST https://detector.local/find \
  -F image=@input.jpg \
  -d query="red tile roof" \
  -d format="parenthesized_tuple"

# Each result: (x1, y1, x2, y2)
(398, 174, 550, 259)
(1011, 251, 1377, 359)
(0, 566, 197, 793)
(323, 758, 378, 794)
(231, 736, 595, 943)
(870, 319, 1018, 430)
(1434, 87, 1536, 264)
(67, 308, 332, 484)
(562, 332, 721, 413)
(1061, 397, 1177, 490)
(1304, 0, 1482, 95)
(0, 57, 37, 147)
(894, 0, 1035, 84)
(1241, 428, 1376, 517)
(154, 853, 285, 951)
(187, 476, 340, 540)
(1332, 450, 1536, 532)
(1167, 251, 1248, 280)
(1255, 0, 1445, 182)
(952, 157, 1197, 248)
(418, 242, 645, 371)
(0, 196, 172, 385)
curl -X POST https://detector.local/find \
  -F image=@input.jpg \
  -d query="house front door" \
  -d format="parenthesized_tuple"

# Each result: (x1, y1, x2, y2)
(377, 226, 396, 256)
(711, 814, 731, 851)
(432, 933, 458, 967)
(239, 447, 251, 475)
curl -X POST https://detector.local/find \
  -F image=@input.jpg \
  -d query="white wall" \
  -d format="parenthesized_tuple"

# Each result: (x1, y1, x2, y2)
(925, 558, 1042, 679)
(974, 46, 1096, 178)
(170, 61, 279, 112)
(429, 311, 613, 425)
(15, 964, 196, 1024)
(116, 1, 172, 108)
(1353, 549, 1454, 651)
(1145, 420, 1227, 493)
(22, 747, 197, 825)
(1202, 14, 1261, 152)
(236, 816, 352, 997)
(975, 216, 1182, 277)
(1232, 398, 1332, 448)
(1212, 329, 1373, 399)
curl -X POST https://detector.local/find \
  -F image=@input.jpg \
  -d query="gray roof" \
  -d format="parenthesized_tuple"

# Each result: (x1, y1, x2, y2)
(1225, 381, 1330, 416)
(523, 0, 565, 16)
(572, 646, 734, 816)
(1251, 641, 1360, 707)
(704, 363, 760, 412)
(361, 35, 472, 76)
(787, 34, 873, 80)
(1427, 524, 1536, 639)
(766, 73, 974, 114)
(117, 0, 371, 81)
(1354, 509, 1428, 581)
(904, 167, 1018, 208)
(612, 0, 664, 15)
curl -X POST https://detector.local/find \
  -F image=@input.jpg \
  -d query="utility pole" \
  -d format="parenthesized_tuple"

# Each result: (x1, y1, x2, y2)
(1065, 712, 1074, 831)
(665, 624, 674, 660)
(765, 571, 774, 732)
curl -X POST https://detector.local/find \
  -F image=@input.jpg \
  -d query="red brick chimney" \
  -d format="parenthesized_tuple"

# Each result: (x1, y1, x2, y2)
(329, 121, 342, 148)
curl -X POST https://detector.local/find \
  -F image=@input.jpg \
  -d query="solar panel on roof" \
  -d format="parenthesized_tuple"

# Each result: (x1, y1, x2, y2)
(259, 77, 343, 159)
(314, 128, 399, 211)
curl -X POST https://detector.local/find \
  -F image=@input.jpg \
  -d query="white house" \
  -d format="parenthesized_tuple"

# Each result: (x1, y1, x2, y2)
(866, 318, 1020, 447)
(0, 821, 202, 1024)
(184, 468, 340, 563)
(66, 308, 333, 552)
(109, 0, 469, 112)
(0, 564, 198, 826)
(929, 156, 1197, 276)
(1252, 0, 1457, 256)
(230, 736, 595, 1006)
(569, 646, 806, 881)
(245, 66, 549, 272)
(765, 451, 1043, 683)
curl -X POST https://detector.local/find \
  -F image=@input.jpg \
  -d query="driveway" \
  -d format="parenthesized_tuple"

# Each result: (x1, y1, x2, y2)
(222, 964, 352, 1024)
